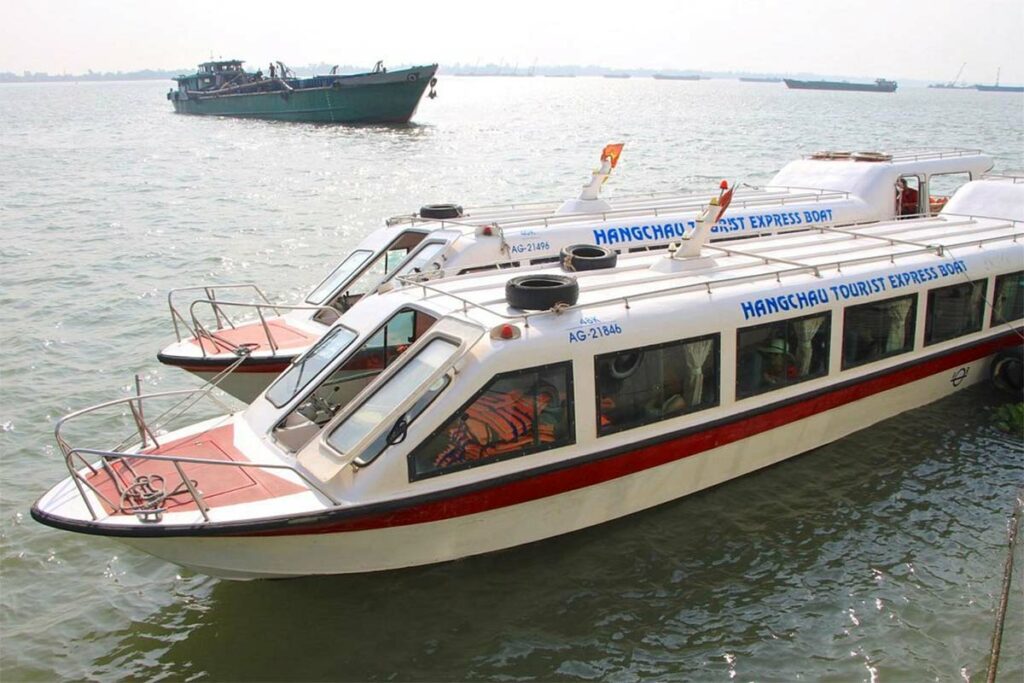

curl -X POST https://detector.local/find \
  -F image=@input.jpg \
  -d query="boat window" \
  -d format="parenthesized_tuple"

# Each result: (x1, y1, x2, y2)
(305, 250, 373, 305)
(736, 312, 831, 399)
(305, 232, 429, 309)
(326, 338, 458, 457)
(273, 308, 438, 432)
(992, 271, 1024, 326)
(595, 334, 720, 436)
(344, 232, 430, 299)
(841, 295, 917, 370)
(265, 326, 358, 408)
(924, 279, 986, 345)
(389, 241, 449, 282)
(409, 362, 575, 481)
(896, 175, 922, 218)
(927, 172, 972, 214)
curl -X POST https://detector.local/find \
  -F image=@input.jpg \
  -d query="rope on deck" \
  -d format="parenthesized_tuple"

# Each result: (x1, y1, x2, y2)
(986, 491, 1022, 683)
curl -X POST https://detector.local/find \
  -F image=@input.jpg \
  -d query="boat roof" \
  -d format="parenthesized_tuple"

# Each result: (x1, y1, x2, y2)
(383, 180, 1022, 332)
(198, 60, 244, 68)
(383, 149, 992, 236)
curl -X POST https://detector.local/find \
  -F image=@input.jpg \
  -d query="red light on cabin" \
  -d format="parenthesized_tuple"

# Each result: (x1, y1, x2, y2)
(720, 180, 729, 190)
(500, 324, 515, 339)
(482, 226, 493, 236)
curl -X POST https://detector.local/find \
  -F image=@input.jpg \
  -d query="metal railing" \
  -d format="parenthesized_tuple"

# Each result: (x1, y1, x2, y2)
(168, 284, 278, 342)
(54, 374, 340, 522)
(400, 216, 1023, 326)
(386, 186, 851, 232)
(186, 299, 336, 358)
(166, 284, 335, 358)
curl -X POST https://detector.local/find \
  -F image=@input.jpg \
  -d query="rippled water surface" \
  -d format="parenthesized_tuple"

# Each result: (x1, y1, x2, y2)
(1, 78, 1022, 681)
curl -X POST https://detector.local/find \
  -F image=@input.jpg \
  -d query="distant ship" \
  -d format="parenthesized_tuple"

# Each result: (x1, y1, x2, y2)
(784, 78, 897, 93)
(929, 62, 971, 89)
(168, 59, 438, 123)
(974, 68, 1024, 93)
(739, 76, 782, 83)
(652, 73, 702, 81)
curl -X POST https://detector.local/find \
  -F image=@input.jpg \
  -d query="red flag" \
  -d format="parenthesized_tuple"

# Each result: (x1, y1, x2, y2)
(601, 143, 624, 168)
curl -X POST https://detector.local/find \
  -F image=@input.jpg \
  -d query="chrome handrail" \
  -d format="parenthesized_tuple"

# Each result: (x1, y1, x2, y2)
(186, 300, 338, 358)
(64, 446, 340, 521)
(402, 218, 1023, 327)
(167, 283, 279, 342)
(387, 187, 851, 232)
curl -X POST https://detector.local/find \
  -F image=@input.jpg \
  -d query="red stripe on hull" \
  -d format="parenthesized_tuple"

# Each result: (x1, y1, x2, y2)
(185, 331, 1018, 538)
(174, 362, 292, 374)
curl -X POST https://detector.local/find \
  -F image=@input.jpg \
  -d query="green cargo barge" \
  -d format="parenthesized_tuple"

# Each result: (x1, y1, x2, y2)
(168, 60, 438, 123)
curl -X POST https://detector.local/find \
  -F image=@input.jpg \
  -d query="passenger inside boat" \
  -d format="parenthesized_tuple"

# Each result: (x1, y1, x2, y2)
(896, 177, 921, 218)
(841, 296, 916, 369)
(737, 314, 830, 398)
(596, 336, 718, 434)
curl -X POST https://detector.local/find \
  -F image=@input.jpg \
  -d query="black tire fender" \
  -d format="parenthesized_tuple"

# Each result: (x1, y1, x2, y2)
(561, 244, 617, 272)
(609, 351, 643, 379)
(419, 203, 463, 220)
(991, 347, 1024, 398)
(506, 274, 579, 311)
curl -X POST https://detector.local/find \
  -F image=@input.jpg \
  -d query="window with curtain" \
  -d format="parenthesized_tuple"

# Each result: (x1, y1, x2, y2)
(992, 271, 1024, 326)
(595, 334, 720, 436)
(924, 280, 986, 345)
(842, 294, 918, 369)
(736, 312, 831, 399)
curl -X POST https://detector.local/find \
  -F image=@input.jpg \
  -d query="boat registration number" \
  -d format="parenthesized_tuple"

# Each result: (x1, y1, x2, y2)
(569, 322, 623, 343)
(509, 241, 552, 255)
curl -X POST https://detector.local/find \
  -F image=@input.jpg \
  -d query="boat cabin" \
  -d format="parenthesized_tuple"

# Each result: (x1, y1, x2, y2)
(174, 60, 246, 93)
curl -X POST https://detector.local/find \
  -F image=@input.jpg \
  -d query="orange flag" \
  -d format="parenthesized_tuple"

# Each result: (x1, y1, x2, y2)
(601, 143, 625, 168)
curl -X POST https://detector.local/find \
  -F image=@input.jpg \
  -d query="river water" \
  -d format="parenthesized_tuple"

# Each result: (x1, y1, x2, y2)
(1, 77, 1022, 681)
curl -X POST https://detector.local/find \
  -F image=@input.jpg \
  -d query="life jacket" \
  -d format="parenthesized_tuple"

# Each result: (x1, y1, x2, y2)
(433, 389, 555, 468)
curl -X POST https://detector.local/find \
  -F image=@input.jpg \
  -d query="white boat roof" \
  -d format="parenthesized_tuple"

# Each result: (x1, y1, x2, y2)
(377, 178, 1020, 333)
(381, 148, 993, 237)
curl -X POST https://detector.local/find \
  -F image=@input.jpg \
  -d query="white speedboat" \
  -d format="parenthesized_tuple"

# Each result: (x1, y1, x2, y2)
(156, 148, 993, 401)
(33, 177, 1023, 579)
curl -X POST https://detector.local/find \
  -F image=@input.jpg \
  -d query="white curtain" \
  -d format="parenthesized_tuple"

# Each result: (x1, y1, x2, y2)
(885, 298, 913, 352)
(681, 339, 713, 405)
(793, 317, 824, 375)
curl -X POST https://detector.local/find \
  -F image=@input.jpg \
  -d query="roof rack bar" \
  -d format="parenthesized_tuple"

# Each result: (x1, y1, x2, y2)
(707, 244, 822, 276)
(415, 225, 1022, 325)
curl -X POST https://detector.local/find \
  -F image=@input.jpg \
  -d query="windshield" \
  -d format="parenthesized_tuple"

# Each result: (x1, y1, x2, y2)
(265, 326, 358, 408)
(389, 242, 449, 282)
(306, 250, 373, 305)
(326, 338, 458, 457)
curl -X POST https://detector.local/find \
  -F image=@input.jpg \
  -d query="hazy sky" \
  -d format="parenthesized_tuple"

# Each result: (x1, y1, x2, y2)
(3, 0, 1023, 83)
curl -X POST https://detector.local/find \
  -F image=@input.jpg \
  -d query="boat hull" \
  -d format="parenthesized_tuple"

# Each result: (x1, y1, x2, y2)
(975, 85, 1024, 93)
(36, 333, 1014, 579)
(784, 78, 897, 93)
(170, 65, 436, 123)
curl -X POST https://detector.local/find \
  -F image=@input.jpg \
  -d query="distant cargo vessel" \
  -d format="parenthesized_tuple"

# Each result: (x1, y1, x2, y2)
(974, 69, 1023, 93)
(652, 74, 702, 81)
(168, 59, 438, 123)
(784, 78, 897, 93)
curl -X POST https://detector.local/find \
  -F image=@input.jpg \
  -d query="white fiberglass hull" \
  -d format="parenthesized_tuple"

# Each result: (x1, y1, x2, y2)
(117, 350, 996, 579)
